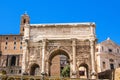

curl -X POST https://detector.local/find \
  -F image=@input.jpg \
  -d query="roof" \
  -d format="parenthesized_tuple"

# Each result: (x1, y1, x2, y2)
(98, 37, 120, 47)
(30, 22, 95, 27)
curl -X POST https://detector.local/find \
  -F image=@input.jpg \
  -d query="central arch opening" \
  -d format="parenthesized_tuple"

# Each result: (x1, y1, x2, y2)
(49, 49, 70, 77)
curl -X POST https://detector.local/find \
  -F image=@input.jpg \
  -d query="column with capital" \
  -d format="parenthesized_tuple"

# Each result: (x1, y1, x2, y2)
(72, 38, 77, 78)
(90, 39, 96, 79)
(22, 40, 28, 75)
(41, 39, 47, 74)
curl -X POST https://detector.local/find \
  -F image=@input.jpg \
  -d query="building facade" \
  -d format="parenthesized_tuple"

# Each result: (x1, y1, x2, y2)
(0, 35, 23, 75)
(0, 13, 97, 79)
(96, 38, 120, 73)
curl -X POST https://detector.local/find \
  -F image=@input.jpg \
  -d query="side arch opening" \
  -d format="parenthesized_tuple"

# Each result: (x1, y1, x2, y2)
(30, 63, 40, 75)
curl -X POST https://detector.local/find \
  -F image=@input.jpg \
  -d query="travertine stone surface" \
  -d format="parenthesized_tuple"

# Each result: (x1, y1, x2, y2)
(22, 22, 97, 79)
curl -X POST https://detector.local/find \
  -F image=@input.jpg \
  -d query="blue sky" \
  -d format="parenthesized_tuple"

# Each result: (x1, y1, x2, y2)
(0, 0, 120, 44)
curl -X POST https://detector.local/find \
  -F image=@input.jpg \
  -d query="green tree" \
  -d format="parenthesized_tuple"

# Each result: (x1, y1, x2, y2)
(61, 65, 70, 77)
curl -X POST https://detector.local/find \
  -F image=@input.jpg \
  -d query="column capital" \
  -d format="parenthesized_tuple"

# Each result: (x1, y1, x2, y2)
(71, 38, 77, 46)
(42, 39, 48, 47)
(89, 38, 96, 42)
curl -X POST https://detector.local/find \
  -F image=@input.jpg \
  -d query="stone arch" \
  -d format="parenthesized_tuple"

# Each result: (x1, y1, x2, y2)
(30, 63, 40, 75)
(47, 48, 72, 61)
(48, 49, 71, 77)
(78, 63, 89, 78)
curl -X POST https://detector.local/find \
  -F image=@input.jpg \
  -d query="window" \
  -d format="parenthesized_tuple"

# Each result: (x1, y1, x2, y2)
(20, 42, 22, 45)
(109, 59, 114, 62)
(14, 37, 16, 40)
(19, 70, 21, 74)
(5, 46, 7, 50)
(11, 56, 16, 66)
(20, 46, 22, 49)
(14, 42, 16, 45)
(102, 62, 106, 69)
(23, 28, 24, 31)
(110, 64, 114, 69)
(6, 42, 8, 45)
(14, 46, 16, 50)
(108, 49, 112, 52)
(11, 70, 13, 74)
(6, 37, 8, 40)
(23, 19, 26, 24)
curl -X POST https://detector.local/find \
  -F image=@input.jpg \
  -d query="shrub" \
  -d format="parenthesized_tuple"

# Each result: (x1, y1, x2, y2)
(2, 70, 7, 75)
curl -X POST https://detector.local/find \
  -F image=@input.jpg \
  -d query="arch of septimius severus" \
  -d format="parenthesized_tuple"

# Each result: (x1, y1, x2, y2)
(21, 14, 97, 79)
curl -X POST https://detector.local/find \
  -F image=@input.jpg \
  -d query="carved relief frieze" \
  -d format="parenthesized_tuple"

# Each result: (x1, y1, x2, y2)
(46, 46, 58, 53)
(76, 45, 90, 55)
(76, 43, 91, 67)
(46, 40, 72, 53)
(29, 46, 41, 61)
(77, 40, 90, 46)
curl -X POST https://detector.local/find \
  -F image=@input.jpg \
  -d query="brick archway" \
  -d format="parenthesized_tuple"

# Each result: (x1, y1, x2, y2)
(48, 49, 70, 77)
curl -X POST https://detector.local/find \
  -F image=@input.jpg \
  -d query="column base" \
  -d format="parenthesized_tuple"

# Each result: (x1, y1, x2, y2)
(22, 71, 28, 75)
(91, 72, 97, 79)
(71, 71, 77, 78)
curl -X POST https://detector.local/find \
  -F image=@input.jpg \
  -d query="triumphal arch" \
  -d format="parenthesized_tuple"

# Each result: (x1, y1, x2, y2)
(22, 19, 97, 79)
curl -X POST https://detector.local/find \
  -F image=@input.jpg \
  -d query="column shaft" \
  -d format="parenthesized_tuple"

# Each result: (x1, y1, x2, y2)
(22, 41, 28, 74)
(16, 56, 18, 66)
(41, 39, 46, 73)
(90, 40, 96, 79)
(72, 39, 77, 77)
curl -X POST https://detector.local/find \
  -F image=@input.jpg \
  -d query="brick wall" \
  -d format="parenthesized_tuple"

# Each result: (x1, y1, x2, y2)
(50, 55, 60, 76)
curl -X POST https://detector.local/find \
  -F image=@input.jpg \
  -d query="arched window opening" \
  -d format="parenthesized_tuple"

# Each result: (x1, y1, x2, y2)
(11, 56, 16, 66)
(23, 28, 24, 31)
(110, 63, 114, 69)
(23, 19, 26, 24)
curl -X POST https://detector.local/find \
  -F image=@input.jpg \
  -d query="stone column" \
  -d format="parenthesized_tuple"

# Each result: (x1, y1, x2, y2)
(90, 39, 96, 79)
(72, 38, 77, 78)
(22, 40, 28, 74)
(41, 39, 47, 73)
(16, 56, 18, 66)
(8, 56, 11, 66)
